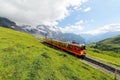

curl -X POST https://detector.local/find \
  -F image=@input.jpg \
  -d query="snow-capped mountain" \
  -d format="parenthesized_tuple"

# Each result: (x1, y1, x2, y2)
(20, 25, 62, 38)
(0, 17, 27, 32)
(0, 17, 16, 28)
(1, 17, 120, 44)
(0, 17, 85, 44)
(35, 25, 62, 38)
(0, 17, 61, 38)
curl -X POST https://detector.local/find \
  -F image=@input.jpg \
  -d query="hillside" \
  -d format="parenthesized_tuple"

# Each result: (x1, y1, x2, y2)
(0, 27, 113, 80)
(87, 35, 120, 67)
(92, 35, 120, 55)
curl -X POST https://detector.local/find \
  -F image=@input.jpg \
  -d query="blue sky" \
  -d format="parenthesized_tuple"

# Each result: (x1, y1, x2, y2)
(0, 0, 120, 35)
(58, 0, 120, 33)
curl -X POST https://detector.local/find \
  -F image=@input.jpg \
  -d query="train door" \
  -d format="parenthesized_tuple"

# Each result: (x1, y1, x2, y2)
(74, 45, 81, 55)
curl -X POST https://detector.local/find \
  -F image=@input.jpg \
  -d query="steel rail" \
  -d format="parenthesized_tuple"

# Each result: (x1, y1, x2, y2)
(84, 56, 120, 77)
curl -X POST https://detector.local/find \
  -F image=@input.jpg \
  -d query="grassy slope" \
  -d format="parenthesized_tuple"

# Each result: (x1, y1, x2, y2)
(0, 27, 113, 80)
(87, 35, 120, 67)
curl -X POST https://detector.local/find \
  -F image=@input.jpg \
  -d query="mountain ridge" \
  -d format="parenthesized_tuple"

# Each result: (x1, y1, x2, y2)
(81, 31, 120, 44)
(0, 17, 85, 44)
(91, 35, 120, 53)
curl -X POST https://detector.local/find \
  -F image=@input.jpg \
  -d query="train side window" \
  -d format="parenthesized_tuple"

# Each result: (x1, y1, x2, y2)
(75, 46, 80, 51)
(54, 41, 58, 45)
(61, 43, 64, 47)
(53, 41, 56, 44)
(67, 45, 72, 50)
(58, 42, 61, 46)
(61, 43, 66, 47)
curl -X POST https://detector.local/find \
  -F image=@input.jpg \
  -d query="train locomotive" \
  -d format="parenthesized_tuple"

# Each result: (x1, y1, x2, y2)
(44, 39, 86, 58)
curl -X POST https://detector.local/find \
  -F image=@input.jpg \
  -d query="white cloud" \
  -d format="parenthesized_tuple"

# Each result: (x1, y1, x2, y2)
(60, 25, 83, 34)
(75, 20, 84, 25)
(82, 24, 120, 35)
(84, 7, 91, 12)
(0, 0, 88, 26)
(60, 20, 84, 34)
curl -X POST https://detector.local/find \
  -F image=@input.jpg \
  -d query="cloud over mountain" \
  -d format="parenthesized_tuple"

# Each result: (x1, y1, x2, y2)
(60, 20, 84, 34)
(0, 0, 87, 26)
(82, 24, 120, 35)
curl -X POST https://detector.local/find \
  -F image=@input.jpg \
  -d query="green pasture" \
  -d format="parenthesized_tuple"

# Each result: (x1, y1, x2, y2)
(0, 27, 115, 80)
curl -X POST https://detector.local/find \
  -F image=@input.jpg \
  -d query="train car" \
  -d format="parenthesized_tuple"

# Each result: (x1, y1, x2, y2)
(44, 38, 86, 58)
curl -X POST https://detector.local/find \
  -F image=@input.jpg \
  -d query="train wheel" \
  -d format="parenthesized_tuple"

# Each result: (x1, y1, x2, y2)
(81, 54, 85, 59)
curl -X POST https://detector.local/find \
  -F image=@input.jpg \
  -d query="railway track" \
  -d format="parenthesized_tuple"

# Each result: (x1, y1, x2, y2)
(42, 42, 120, 79)
(83, 56, 120, 79)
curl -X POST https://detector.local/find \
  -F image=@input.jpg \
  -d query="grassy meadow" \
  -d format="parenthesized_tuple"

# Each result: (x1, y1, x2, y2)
(0, 27, 115, 80)
(87, 35, 120, 68)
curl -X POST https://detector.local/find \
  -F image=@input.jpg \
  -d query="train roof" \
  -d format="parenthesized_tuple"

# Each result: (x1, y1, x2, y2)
(48, 39, 85, 47)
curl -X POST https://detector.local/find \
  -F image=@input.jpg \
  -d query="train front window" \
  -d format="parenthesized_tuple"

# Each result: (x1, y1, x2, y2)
(81, 45, 86, 50)
(79, 44, 86, 50)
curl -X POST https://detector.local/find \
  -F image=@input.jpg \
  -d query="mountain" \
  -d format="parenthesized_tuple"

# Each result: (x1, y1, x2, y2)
(81, 31, 120, 44)
(60, 33, 85, 44)
(36, 25, 62, 38)
(92, 35, 120, 53)
(20, 25, 62, 38)
(22, 25, 85, 43)
(0, 17, 16, 28)
(0, 17, 63, 38)
(0, 17, 27, 32)
(0, 17, 85, 44)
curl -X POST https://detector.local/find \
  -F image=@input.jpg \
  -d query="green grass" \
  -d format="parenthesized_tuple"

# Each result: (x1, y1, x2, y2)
(92, 35, 120, 54)
(87, 35, 120, 68)
(0, 27, 115, 80)
(87, 45, 120, 68)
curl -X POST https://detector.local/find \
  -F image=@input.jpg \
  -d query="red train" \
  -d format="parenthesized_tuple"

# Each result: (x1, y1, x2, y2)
(44, 39, 86, 58)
